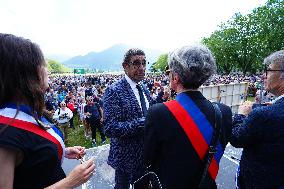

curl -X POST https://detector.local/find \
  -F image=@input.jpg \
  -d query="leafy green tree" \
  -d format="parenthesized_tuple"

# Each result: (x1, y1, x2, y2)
(204, 13, 263, 74)
(203, 27, 239, 74)
(203, 0, 284, 74)
(152, 54, 168, 72)
(251, 0, 284, 58)
(47, 59, 70, 74)
(231, 13, 263, 74)
(149, 63, 158, 72)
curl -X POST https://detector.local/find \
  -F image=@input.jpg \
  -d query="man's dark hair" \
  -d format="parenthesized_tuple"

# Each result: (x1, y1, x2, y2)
(0, 33, 46, 115)
(123, 48, 145, 64)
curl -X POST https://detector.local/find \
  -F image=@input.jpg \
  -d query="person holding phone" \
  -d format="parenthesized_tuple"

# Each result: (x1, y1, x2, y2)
(231, 50, 284, 189)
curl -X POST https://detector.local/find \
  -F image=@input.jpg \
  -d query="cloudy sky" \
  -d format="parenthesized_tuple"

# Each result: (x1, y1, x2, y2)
(0, 0, 266, 59)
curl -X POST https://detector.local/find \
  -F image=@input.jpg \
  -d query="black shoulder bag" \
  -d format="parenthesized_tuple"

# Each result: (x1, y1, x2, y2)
(197, 102, 223, 188)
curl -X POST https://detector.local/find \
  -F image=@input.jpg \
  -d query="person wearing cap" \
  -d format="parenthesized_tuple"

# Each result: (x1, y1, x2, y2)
(231, 50, 284, 189)
(144, 45, 232, 189)
(53, 101, 73, 145)
(103, 48, 153, 189)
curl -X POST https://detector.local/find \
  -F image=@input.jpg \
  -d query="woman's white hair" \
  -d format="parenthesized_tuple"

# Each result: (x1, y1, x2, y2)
(168, 45, 216, 89)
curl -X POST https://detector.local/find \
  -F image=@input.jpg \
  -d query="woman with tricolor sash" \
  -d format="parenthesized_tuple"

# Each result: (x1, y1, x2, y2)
(144, 45, 232, 189)
(0, 33, 95, 189)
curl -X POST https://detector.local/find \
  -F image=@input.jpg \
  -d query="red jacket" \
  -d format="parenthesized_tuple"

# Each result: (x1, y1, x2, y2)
(67, 102, 75, 112)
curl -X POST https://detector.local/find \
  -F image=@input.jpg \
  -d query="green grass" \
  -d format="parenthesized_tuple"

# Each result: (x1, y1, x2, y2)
(247, 96, 255, 102)
(67, 113, 110, 148)
(66, 96, 255, 148)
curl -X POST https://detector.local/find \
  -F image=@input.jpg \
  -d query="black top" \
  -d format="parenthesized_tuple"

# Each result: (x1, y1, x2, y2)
(84, 102, 101, 121)
(0, 124, 66, 189)
(85, 88, 93, 97)
(144, 91, 232, 189)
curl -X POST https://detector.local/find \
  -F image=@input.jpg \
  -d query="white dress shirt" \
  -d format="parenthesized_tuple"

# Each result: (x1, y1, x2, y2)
(125, 75, 149, 110)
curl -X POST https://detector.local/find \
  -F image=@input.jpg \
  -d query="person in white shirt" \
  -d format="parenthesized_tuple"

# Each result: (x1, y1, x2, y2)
(78, 98, 90, 138)
(53, 101, 73, 145)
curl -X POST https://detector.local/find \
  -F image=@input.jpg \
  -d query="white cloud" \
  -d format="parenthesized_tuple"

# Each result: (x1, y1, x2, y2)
(0, 0, 266, 57)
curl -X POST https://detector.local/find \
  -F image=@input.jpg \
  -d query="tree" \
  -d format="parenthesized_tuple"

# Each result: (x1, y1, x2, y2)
(149, 63, 158, 72)
(252, 0, 284, 58)
(204, 13, 263, 74)
(203, 0, 284, 74)
(230, 13, 262, 74)
(47, 59, 70, 74)
(203, 27, 239, 74)
(152, 54, 168, 72)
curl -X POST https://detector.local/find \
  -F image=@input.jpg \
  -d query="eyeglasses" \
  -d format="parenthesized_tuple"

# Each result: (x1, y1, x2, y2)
(129, 59, 147, 68)
(264, 67, 284, 76)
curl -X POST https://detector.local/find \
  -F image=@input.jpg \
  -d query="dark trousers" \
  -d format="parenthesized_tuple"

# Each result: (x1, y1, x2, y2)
(69, 116, 74, 129)
(87, 119, 106, 142)
(114, 169, 148, 189)
(115, 170, 131, 189)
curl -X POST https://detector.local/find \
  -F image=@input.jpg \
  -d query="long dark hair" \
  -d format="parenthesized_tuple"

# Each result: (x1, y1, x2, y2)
(0, 33, 46, 123)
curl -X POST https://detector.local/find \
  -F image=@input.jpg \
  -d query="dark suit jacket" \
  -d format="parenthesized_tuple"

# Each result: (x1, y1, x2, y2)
(103, 77, 152, 174)
(144, 91, 232, 189)
(231, 97, 284, 189)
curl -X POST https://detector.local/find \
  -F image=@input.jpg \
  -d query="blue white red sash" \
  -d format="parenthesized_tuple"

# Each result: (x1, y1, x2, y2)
(0, 104, 65, 163)
(164, 92, 224, 180)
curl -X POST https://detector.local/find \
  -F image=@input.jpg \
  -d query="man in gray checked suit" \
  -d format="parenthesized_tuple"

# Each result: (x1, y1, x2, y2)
(103, 48, 153, 189)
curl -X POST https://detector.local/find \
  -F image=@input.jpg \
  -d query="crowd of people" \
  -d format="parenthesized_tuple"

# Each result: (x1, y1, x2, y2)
(42, 68, 267, 149)
(43, 70, 265, 131)
(0, 33, 284, 189)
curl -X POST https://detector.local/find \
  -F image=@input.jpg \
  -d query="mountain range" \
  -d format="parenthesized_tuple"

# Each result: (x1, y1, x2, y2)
(61, 44, 163, 71)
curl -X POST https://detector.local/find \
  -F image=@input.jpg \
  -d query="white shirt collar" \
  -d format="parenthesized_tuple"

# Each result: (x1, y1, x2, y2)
(124, 74, 149, 110)
(272, 93, 284, 104)
(125, 74, 138, 88)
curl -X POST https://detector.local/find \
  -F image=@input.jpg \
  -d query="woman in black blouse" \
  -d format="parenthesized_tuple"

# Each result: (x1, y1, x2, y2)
(0, 33, 95, 189)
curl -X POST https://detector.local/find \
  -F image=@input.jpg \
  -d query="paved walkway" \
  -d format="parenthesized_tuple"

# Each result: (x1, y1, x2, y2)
(62, 144, 242, 189)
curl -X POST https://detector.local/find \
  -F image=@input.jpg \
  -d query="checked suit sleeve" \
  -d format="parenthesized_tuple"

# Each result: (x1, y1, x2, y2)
(103, 86, 145, 138)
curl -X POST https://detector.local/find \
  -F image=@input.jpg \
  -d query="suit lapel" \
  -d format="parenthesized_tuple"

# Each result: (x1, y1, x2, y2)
(121, 77, 142, 114)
